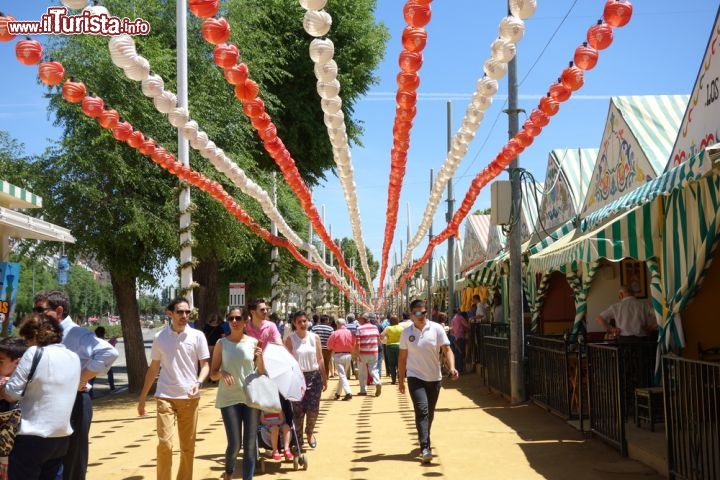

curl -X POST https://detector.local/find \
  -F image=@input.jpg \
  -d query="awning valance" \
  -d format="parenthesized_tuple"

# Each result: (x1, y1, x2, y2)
(0, 180, 42, 209)
(582, 148, 714, 231)
(0, 206, 75, 243)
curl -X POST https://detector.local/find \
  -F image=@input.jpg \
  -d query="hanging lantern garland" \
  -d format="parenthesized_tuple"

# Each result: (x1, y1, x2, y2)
(0, 12, 16, 42)
(389, 1, 633, 298)
(183, 8, 366, 299)
(386, 3, 538, 296)
(300, 1, 376, 299)
(103, 34, 359, 301)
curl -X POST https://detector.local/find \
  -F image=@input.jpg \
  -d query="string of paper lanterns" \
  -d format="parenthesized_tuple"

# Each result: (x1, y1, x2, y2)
(384, 1, 538, 295)
(386, 0, 632, 300)
(300, 0, 376, 298)
(186, 2, 368, 299)
(103, 32, 358, 299)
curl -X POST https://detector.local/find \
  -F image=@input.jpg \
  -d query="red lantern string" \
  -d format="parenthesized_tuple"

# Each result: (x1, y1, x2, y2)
(0, 13, 17, 42)
(387, 10, 632, 298)
(187, 13, 366, 298)
(377, 0, 433, 299)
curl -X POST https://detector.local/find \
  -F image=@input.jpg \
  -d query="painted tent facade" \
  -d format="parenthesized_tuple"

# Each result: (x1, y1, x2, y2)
(460, 214, 490, 275)
(528, 94, 689, 336)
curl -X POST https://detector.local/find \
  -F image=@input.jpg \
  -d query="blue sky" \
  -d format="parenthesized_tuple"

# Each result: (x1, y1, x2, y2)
(1, 1, 718, 292)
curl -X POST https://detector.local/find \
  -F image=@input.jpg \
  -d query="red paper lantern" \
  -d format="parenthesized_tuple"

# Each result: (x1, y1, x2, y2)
(560, 63, 584, 91)
(393, 126, 410, 143)
(112, 121, 133, 142)
(530, 109, 549, 127)
(515, 131, 533, 148)
(213, 43, 239, 69)
(62, 78, 87, 103)
(189, 0, 219, 19)
(574, 42, 599, 71)
(403, 2, 432, 28)
(38, 60, 65, 86)
(264, 137, 285, 156)
(81, 95, 104, 118)
(258, 124, 277, 142)
(401, 26, 427, 52)
(201, 17, 230, 45)
(15, 37, 42, 66)
(539, 95, 560, 116)
(98, 108, 119, 129)
(139, 138, 156, 155)
(508, 138, 525, 156)
(242, 98, 265, 118)
(523, 119, 541, 138)
(603, 0, 633, 28)
(399, 50, 423, 72)
(397, 71, 420, 92)
(396, 90, 417, 109)
(224, 63, 249, 85)
(396, 106, 417, 122)
(234, 79, 259, 102)
(393, 139, 410, 151)
(549, 81, 571, 102)
(126, 130, 145, 148)
(151, 146, 168, 164)
(0, 14, 17, 42)
(587, 20, 613, 50)
(251, 113, 271, 131)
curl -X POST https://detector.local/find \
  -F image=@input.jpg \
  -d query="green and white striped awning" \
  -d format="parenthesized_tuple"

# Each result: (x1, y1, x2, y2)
(582, 148, 713, 231)
(528, 202, 658, 273)
(0, 206, 75, 243)
(527, 219, 577, 256)
(0, 180, 42, 209)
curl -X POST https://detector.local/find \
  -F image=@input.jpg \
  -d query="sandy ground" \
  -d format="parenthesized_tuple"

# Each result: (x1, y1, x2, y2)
(87, 372, 663, 480)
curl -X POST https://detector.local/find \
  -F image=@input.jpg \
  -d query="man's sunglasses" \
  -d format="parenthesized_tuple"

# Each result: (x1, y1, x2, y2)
(175, 309, 192, 315)
(413, 310, 427, 317)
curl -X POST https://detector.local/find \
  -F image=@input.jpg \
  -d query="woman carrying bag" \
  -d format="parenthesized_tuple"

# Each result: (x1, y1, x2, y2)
(210, 307, 264, 480)
(0, 313, 80, 480)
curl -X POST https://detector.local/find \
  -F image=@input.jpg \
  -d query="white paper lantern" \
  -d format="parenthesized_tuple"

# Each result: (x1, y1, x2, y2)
(462, 116, 482, 132)
(456, 128, 475, 146)
(314, 59, 338, 82)
(303, 10, 332, 37)
(490, 38, 516, 63)
(483, 58, 507, 80)
(153, 91, 177, 114)
(476, 76, 499, 96)
(499, 16, 525, 43)
(299, 0, 328, 10)
(309, 38, 335, 63)
(465, 106, 485, 125)
(509, 0, 538, 20)
(471, 92, 492, 111)
(317, 79, 340, 99)
(193, 131, 209, 150)
(200, 141, 216, 159)
(212, 149, 226, 166)
(110, 51, 138, 69)
(181, 120, 199, 141)
(62, 0, 89, 10)
(83, 4, 109, 16)
(324, 112, 345, 130)
(109, 34, 136, 58)
(168, 107, 189, 128)
(321, 97, 342, 114)
(141, 74, 164, 98)
(123, 56, 150, 81)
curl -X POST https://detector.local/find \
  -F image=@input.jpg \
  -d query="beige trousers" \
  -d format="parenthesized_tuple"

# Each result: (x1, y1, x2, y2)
(155, 397, 200, 480)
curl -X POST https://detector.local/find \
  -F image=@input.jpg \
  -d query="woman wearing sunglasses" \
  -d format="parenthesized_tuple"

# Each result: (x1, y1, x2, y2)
(398, 299, 458, 465)
(210, 308, 263, 480)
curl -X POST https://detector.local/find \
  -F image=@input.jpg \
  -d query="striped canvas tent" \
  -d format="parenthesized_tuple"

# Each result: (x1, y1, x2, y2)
(581, 95, 689, 218)
(460, 214, 490, 274)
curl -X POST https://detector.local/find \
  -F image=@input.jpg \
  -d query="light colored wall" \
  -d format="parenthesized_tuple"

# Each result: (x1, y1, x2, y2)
(586, 262, 622, 333)
(680, 245, 720, 360)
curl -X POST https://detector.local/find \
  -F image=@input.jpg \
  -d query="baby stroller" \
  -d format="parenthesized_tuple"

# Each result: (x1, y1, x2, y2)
(256, 395, 307, 472)
(256, 343, 309, 473)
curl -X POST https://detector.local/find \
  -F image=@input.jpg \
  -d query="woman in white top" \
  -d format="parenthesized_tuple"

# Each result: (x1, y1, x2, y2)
(284, 311, 326, 449)
(0, 313, 80, 480)
(209, 307, 263, 480)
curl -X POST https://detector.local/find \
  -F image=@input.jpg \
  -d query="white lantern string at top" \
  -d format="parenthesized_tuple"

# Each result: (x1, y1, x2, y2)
(389, 9, 534, 290)
(300, 0, 376, 298)
(105, 33, 364, 304)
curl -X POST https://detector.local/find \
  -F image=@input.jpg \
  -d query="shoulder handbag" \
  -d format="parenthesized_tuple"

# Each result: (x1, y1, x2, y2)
(0, 347, 44, 457)
(243, 371, 281, 413)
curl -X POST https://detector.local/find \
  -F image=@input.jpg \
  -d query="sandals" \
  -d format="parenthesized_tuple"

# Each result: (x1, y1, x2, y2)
(284, 449, 294, 460)
(272, 450, 282, 461)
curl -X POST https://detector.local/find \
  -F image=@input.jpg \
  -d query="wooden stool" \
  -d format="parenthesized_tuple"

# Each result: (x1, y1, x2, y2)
(635, 386, 664, 431)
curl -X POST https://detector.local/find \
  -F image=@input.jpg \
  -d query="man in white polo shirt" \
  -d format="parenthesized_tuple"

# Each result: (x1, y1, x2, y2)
(399, 299, 458, 464)
(137, 297, 210, 480)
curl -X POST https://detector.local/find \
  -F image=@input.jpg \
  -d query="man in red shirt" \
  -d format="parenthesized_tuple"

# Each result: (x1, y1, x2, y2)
(352, 313, 382, 397)
(327, 317, 355, 400)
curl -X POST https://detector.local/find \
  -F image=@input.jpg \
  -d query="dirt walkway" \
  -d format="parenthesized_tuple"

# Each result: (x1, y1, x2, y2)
(88, 373, 662, 479)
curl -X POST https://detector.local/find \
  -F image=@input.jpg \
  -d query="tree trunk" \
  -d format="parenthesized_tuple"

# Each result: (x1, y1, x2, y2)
(194, 257, 219, 326)
(111, 273, 148, 393)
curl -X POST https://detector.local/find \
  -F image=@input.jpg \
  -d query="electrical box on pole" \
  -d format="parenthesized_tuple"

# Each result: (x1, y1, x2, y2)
(490, 180, 512, 225)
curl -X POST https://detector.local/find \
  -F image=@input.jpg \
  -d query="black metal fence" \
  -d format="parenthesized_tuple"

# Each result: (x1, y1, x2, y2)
(663, 355, 720, 480)
(470, 322, 509, 368)
(526, 335, 572, 418)
(485, 335, 510, 395)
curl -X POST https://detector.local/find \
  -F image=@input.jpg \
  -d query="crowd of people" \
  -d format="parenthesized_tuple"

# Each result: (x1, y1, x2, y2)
(134, 296, 462, 479)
